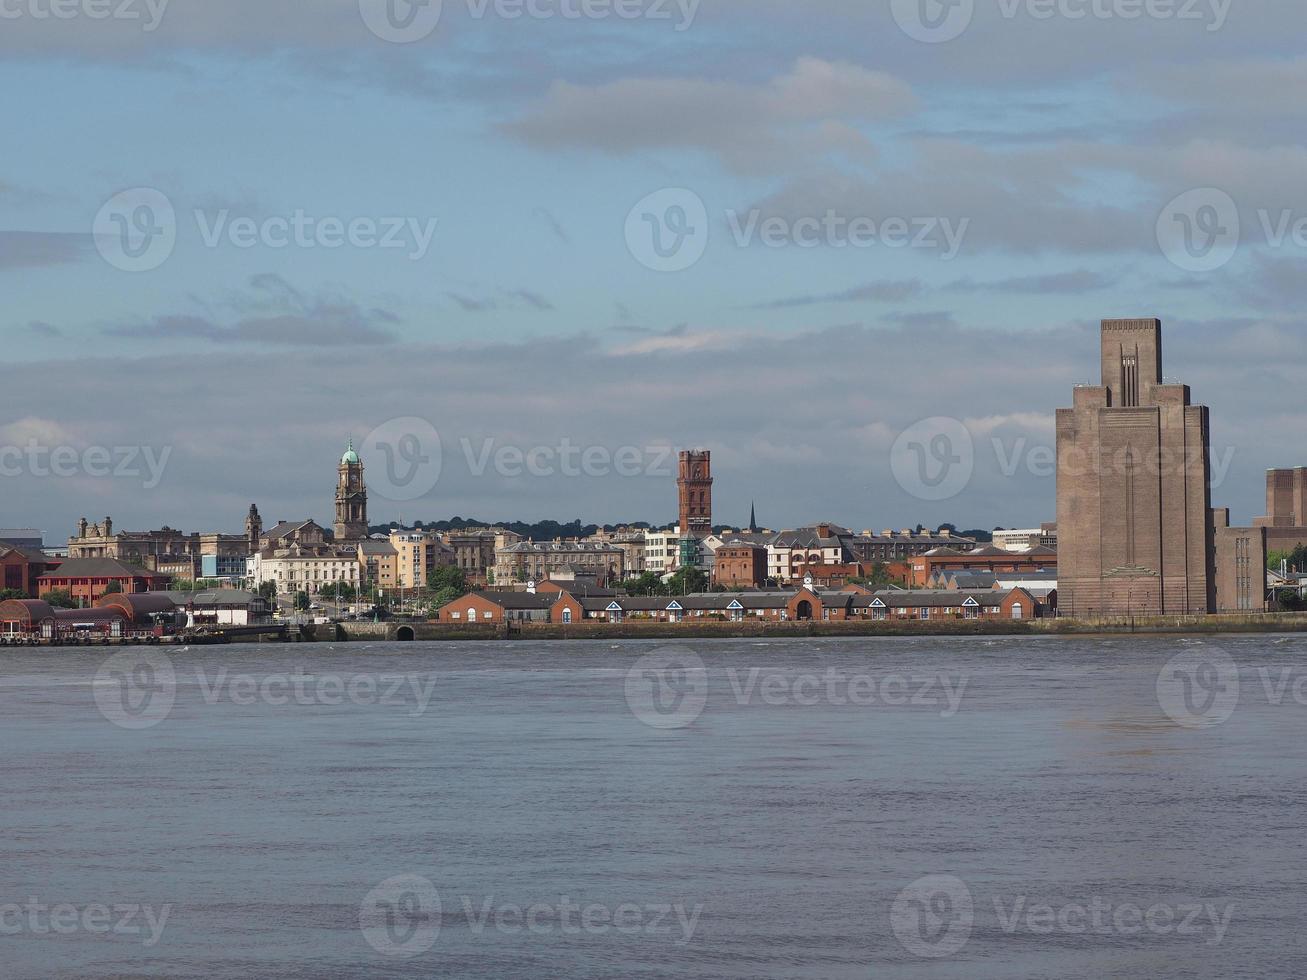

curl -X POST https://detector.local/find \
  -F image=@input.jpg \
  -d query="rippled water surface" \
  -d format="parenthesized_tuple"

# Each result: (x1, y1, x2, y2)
(4, 634, 1307, 978)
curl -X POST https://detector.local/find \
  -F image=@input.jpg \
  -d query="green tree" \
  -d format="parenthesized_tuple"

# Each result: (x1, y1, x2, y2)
(44, 589, 76, 608)
(0, 588, 28, 601)
(626, 571, 668, 597)
(294, 591, 310, 611)
(428, 566, 468, 597)
(256, 580, 277, 602)
(427, 587, 464, 617)
(851, 562, 905, 591)
(666, 568, 708, 595)
(103, 580, 123, 595)
(319, 582, 358, 602)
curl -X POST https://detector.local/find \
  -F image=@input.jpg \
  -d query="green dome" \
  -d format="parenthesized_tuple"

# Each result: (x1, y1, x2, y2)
(341, 439, 360, 465)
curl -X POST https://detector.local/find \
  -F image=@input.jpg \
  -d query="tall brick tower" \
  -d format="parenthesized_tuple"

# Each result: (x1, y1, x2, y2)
(334, 440, 369, 541)
(1056, 319, 1215, 616)
(678, 450, 713, 539)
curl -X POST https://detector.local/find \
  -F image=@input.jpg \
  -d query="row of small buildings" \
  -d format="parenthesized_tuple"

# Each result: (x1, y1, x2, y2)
(435, 580, 1046, 625)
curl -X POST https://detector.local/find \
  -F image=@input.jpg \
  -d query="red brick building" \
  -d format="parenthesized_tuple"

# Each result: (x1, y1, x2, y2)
(908, 546, 1057, 588)
(37, 558, 171, 605)
(436, 590, 556, 624)
(678, 450, 712, 540)
(0, 543, 61, 597)
(713, 542, 768, 589)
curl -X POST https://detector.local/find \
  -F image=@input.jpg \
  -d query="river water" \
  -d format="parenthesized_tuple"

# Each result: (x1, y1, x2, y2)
(3, 634, 1306, 978)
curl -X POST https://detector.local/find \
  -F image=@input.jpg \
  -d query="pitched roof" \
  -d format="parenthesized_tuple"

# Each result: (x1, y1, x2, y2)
(263, 520, 322, 540)
(0, 541, 57, 563)
(463, 591, 556, 610)
(864, 589, 993, 608)
(39, 558, 168, 580)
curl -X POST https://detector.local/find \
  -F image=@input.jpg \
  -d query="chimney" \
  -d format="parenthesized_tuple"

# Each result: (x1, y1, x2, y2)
(940, 529, 951, 538)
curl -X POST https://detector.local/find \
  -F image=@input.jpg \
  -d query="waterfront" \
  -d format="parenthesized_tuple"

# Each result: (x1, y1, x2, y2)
(4, 635, 1307, 978)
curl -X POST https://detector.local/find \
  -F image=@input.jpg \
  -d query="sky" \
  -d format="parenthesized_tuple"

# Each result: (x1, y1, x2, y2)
(2, 0, 1305, 541)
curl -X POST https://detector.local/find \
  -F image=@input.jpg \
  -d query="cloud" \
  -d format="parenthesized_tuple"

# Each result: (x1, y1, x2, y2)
(446, 288, 556, 312)
(947, 270, 1117, 294)
(503, 58, 916, 172)
(749, 279, 923, 309)
(4, 316, 1303, 538)
(103, 275, 399, 346)
(0, 231, 88, 270)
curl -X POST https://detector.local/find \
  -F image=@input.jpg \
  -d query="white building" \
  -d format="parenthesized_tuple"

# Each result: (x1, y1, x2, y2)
(643, 527, 682, 574)
(992, 527, 1058, 553)
(247, 547, 361, 597)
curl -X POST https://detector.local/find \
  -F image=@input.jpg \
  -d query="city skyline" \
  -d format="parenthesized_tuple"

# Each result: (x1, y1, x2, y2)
(4, 2, 1305, 536)
(0, 315, 1295, 538)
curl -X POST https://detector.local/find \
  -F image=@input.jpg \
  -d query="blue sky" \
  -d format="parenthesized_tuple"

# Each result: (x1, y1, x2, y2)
(2, 0, 1305, 538)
